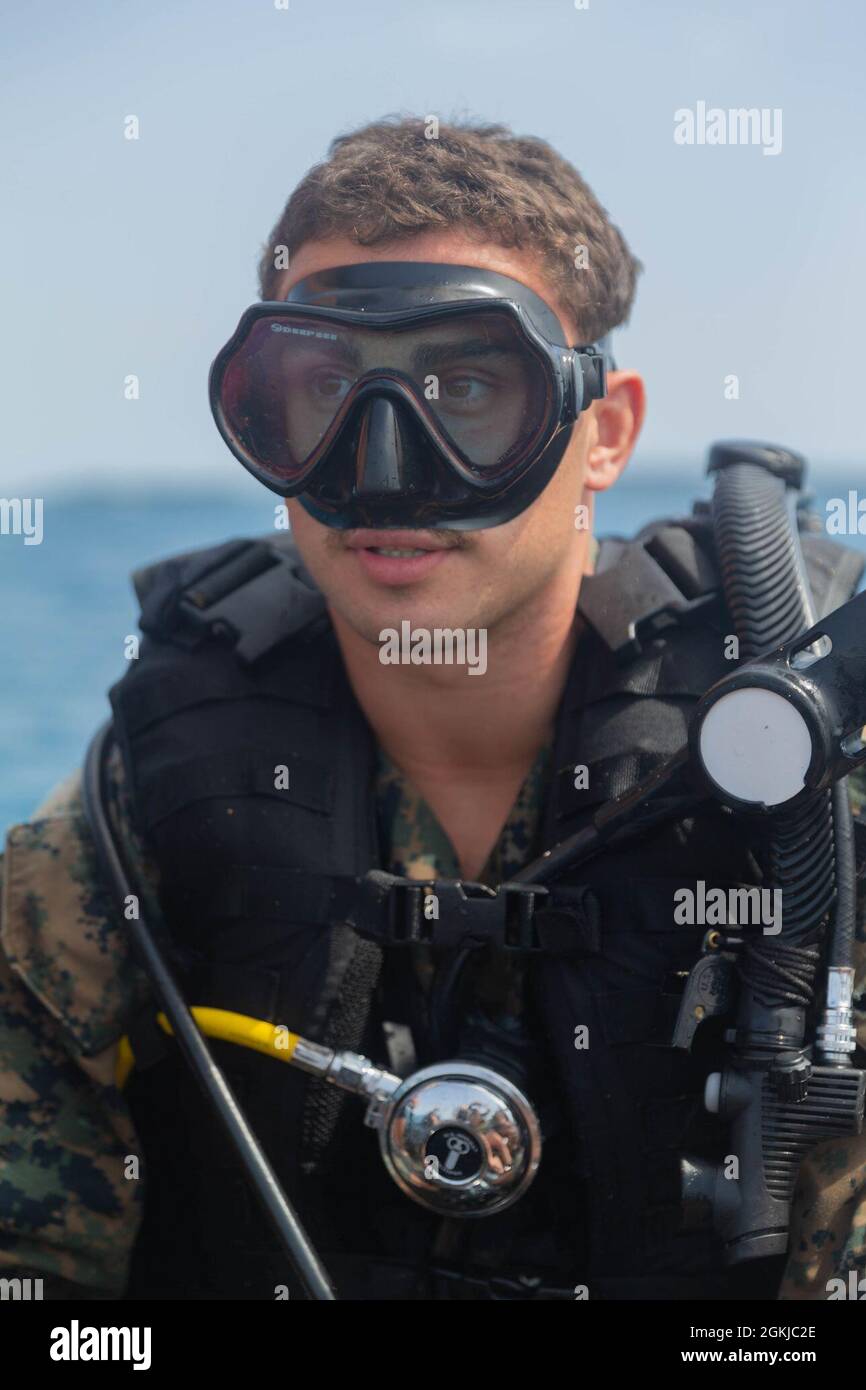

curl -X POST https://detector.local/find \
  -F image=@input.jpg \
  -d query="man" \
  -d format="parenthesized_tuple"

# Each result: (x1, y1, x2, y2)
(2, 117, 865, 1302)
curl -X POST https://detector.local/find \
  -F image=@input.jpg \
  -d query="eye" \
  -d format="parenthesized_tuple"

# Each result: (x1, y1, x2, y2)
(309, 370, 352, 403)
(442, 375, 492, 406)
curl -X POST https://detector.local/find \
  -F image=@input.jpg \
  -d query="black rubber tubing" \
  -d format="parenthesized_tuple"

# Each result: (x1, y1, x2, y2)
(711, 461, 852, 970)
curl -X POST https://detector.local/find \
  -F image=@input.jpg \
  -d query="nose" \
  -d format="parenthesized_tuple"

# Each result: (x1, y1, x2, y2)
(353, 396, 433, 500)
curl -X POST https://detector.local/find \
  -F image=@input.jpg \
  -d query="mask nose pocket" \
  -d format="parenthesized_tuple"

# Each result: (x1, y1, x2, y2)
(354, 397, 418, 499)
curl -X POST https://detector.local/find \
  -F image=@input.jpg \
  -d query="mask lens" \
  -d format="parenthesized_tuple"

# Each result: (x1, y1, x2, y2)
(216, 309, 553, 486)
(219, 317, 354, 483)
(408, 312, 551, 474)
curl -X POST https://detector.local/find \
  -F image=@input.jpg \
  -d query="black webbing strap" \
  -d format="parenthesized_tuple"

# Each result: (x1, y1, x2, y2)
(119, 661, 332, 737)
(174, 865, 601, 956)
(137, 748, 335, 827)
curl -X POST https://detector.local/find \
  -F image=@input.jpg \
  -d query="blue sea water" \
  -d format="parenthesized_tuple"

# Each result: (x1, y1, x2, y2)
(2, 473, 864, 835)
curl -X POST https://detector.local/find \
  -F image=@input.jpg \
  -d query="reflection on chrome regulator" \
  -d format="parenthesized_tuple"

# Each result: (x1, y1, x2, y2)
(292, 1040, 542, 1217)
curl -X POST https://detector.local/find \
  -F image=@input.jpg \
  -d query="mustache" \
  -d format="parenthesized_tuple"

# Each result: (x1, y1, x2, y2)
(336, 529, 468, 550)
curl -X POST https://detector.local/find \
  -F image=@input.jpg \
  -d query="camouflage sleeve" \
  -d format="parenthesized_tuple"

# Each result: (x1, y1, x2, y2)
(0, 750, 154, 1297)
(779, 765, 866, 1299)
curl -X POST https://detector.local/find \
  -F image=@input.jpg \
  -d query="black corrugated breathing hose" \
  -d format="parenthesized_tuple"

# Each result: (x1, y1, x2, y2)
(710, 454, 853, 1045)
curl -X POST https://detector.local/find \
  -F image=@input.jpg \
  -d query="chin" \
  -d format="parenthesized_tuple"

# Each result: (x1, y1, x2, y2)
(342, 595, 475, 645)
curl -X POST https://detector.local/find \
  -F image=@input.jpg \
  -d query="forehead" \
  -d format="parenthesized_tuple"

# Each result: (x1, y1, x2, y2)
(274, 231, 578, 342)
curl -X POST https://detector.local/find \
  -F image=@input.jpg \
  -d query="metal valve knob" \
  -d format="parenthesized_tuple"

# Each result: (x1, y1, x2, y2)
(364, 1061, 542, 1217)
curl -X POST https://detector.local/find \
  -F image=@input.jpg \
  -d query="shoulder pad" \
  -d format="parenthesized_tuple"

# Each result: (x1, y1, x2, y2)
(132, 533, 328, 665)
(579, 511, 721, 661)
(580, 502, 864, 662)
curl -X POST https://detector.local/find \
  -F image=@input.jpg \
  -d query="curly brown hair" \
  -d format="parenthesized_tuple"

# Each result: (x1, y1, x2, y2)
(257, 116, 641, 342)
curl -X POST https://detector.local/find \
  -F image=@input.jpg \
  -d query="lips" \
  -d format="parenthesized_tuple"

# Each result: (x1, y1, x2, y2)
(344, 530, 456, 553)
(343, 530, 459, 586)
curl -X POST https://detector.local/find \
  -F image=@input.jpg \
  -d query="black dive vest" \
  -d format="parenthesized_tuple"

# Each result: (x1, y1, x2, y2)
(109, 509, 863, 1302)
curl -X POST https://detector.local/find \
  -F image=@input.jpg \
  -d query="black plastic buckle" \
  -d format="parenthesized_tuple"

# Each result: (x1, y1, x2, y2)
(577, 347, 607, 406)
(578, 542, 719, 663)
(353, 871, 549, 952)
(176, 545, 276, 652)
(175, 542, 327, 662)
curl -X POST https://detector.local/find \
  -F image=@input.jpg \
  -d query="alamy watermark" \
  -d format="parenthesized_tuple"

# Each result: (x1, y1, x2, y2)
(674, 880, 782, 934)
(379, 621, 487, 675)
(827, 1271, 866, 1300)
(49, 1321, 151, 1370)
(826, 491, 866, 536)
(1, 497, 43, 545)
(674, 102, 782, 157)
(1, 1275, 43, 1299)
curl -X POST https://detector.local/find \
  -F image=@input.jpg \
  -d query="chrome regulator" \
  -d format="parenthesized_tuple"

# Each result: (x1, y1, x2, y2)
(289, 1039, 542, 1216)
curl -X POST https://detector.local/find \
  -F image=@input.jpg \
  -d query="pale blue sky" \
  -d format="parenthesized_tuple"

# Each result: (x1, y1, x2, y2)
(2, 0, 864, 492)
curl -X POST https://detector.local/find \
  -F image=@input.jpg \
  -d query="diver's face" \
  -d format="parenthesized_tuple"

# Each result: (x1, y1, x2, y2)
(275, 230, 641, 647)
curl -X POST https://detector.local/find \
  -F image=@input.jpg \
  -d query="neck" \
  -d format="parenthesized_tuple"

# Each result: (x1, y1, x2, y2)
(330, 550, 589, 788)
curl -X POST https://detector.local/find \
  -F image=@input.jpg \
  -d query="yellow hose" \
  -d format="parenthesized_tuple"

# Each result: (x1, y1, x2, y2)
(116, 1034, 135, 1090)
(115, 1007, 303, 1089)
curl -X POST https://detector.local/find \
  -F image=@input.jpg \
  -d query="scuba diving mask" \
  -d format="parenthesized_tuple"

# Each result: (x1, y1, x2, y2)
(209, 261, 610, 530)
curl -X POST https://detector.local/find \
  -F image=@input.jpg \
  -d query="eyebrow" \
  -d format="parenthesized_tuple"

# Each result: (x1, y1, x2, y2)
(287, 335, 517, 373)
(302, 339, 364, 369)
(411, 339, 518, 371)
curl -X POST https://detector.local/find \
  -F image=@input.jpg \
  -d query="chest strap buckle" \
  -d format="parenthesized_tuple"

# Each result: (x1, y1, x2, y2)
(345, 870, 597, 954)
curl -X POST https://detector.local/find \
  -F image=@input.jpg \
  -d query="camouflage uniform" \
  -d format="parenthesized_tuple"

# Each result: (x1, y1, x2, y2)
(0, 762, 145, 1298)
(2, 735, 866, 1299)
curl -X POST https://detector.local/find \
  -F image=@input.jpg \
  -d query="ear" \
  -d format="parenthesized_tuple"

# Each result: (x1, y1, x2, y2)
(583, 370, 646, 493)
